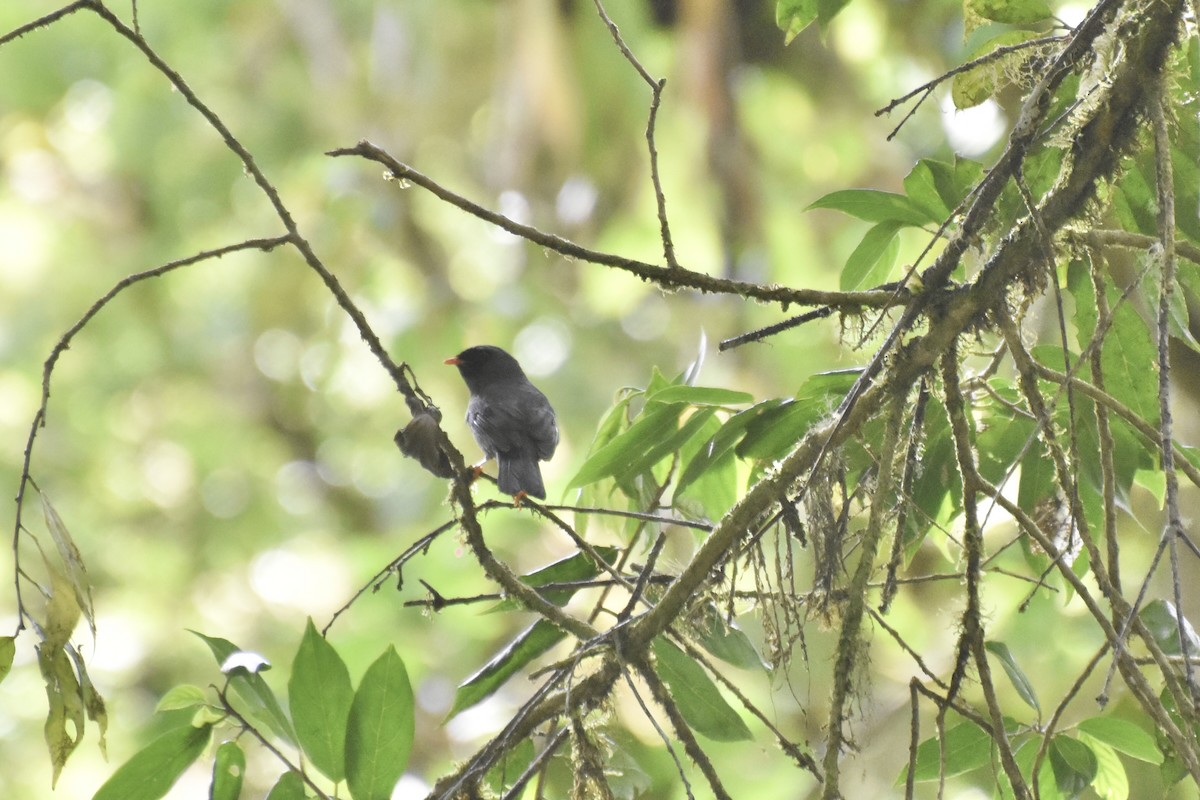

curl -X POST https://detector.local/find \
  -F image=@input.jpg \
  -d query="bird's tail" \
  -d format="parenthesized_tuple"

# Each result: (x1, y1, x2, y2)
(499, 455, 546, 499)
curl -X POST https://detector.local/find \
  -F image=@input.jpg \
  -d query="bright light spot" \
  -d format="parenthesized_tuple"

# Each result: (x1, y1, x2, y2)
(832, 3, 882, 65)
(416, 675, 454, 714)
(331, 341, 393, 407)
(48, 80, 116, 180)
(393, 774, 432, 799)
(61, 80, 114, 134)
(254, 328, 302, 382)
(89, 613, 147, 674)
(1058, 3, 1090, 26)
(941, 95, 1006, 157)
(200, 468, 251, 519)
(446, 695, 508, 742)
(621, 294, 670, 341)
(316, 437, 355, 488)
(352, 446, 401, 498)
(0, 374, 36, 428)
(141, 440, 195, 509)
(6, 149, 63, 204)
(274, 460, 323, 515)
(299, 341, 333, 389)
(250, 546, 351, 611)
(556, 176, 597, 225)
(494, 190, 530, 242)
(514, 318, 571, 376)
(221, 651, 271, 675)
(0, 204, 53, 288)
(446, 246, 522, 302)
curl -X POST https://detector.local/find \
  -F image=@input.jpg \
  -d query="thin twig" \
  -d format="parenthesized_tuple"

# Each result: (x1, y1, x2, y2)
(1150, 87, 1196, 702)
(0, 0, 90, 46)
(619, 533, 667, 620)
(876, 35, 1066, 140)
(1087, 248, 1121, 595)
(216, 683, 333, 800)
(326, 141, 898, 312)
(719, 307, 836, 351)
(497, 727, 570, 800)
(588, 0, 679, 269)
(11, 236, 290, 632)
(83, 1, 425, 406)
(323, 518, 459, 634)
(633, 657, 730, 800)
(942, 349, 1029, 799)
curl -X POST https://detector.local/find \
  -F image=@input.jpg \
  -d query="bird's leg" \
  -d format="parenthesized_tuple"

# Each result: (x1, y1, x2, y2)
(469, 458, 490, 482)
(511, 490, 528, 508)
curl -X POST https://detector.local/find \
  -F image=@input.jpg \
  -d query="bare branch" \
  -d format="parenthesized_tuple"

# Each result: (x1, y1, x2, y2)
(326, 141, 898, 311)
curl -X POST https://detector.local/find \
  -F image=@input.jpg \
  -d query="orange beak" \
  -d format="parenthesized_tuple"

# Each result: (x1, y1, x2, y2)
(444, 356, 461, 365)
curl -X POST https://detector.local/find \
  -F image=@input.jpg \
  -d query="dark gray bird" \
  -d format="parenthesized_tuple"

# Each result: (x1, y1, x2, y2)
(445, 345, 558, 499)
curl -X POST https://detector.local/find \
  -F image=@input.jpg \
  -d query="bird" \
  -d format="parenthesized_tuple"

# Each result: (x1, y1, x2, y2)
(445, 345, 558, 500)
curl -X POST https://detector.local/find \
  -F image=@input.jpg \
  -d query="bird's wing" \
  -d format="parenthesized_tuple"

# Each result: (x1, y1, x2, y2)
(468, 384, 557, 459)
(528, 400, 558, 460)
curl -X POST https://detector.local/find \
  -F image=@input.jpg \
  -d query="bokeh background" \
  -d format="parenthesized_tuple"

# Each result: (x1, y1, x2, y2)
(5, 1, 1189, 798)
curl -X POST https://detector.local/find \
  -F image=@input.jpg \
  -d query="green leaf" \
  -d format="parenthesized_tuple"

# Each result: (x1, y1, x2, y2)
(1139, 599, 1200, 657)
(614, 402, 715, 484)
(1097, 279, 1160, 427)
(1077, 716, 1163, 764)
(976, 382, 1036, 486)
(905, 720, 993, 781)
(968, 0, 1052, 24)
(1010, 735, 1061, 800)
(675, 412, 738, 520)
(1115, 165, 1157, 236)
(1076, 732, 1129, 800)
(587, 391, 638, 454)
(190, 631, 296, 745)
(903, 160, 953, 222)
(841, 220, 902, 291)
(39, 644, 83, 787)
(645, 385, 754, 407)
(1050, 735, 1097, 795)
(816, 0, 853, 29)
(776, 0, 818, 43)
(41, 491, 96, 638)
(696, 609, 766, 671)
(0, 636, 15, 686)
(345, 646, 415, 800)
(155, 684, 208, 712)
(40, 542, 82, 651)
(489, 547, 619, 612)
(625, 406, 718, 479)
(807, 189, 934, 225)
(652, 637, 752, 742)
(568, 403, 684, 487)
(265, 771, 308, 800)
(676, 399, 787, 497)
(952, 30, 1041, 109)
(931, 157, 984, 214)
(210, 740, 246, 800)
(92, 722, 213, 800)
(736, 370, 860, 462)
(484, 738, 535, 796)
(66, 643, 108, 758)
(984, 640, 1041, 715)
(289, 619, 353, 782)
(449, 620, 565, 718)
